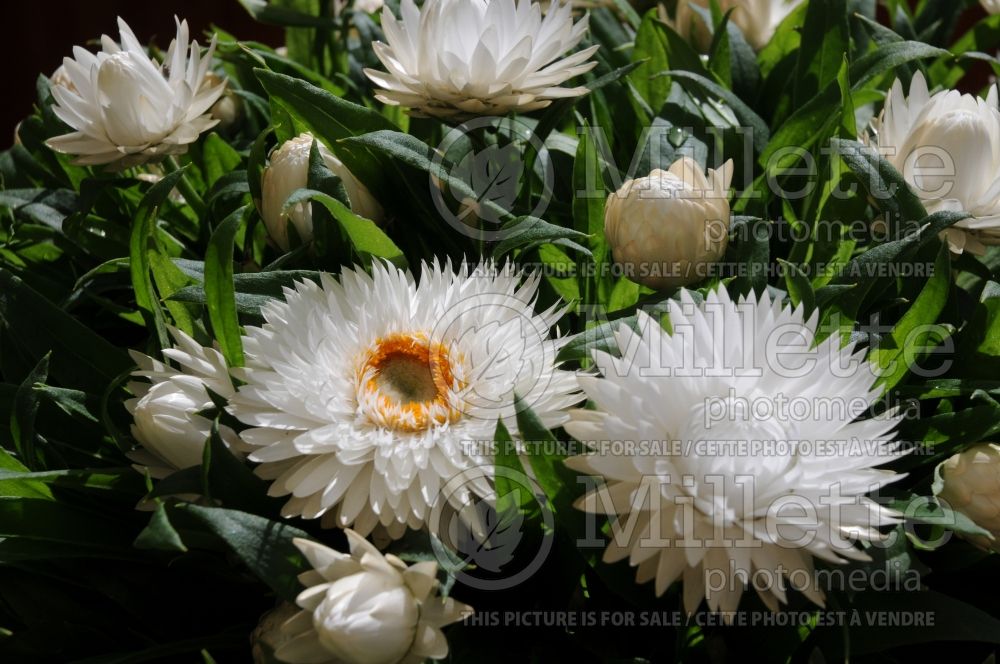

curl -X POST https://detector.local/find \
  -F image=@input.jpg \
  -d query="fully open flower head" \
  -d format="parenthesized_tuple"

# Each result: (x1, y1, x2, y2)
(867, 72, 1000, 254)
(228, 261, 581, 538)
(364, 0, 599, 119)
(275, 532, 470, 664)
(126, 327, 237, 478)
(46, 17, 225, 170)
(565, 288, 905, 615)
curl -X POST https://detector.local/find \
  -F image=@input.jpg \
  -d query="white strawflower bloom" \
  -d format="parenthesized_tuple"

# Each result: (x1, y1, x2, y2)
(867, 72, 1000, 254)
(49, 65, 77, 93)
(565, 288, 906, 614)
(274, 532, 471, 664)
(934, 443, 1000, 552)
(228, 261, 581, 537)
(126, 327, 238, 478)
(364, 0, 599, 119)
(604, 157, 733, 290)
(261, 132, 385, 252)
(672, 0, 804, 51)
(45, 17, 225, 170)
(982, 0, 1000, 15)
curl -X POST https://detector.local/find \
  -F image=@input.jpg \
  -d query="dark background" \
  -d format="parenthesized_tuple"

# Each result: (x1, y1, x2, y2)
(2, 1, 283, 145)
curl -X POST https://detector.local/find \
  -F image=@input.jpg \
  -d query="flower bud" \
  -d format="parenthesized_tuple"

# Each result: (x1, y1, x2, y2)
(252, 603, 299, 664)
(126, 327, 237, 478)
(672, 0, 804, 52)
(935, 443, 1000, 552)
(261, 132, 384, 251)
(274, 531, 471, 664)
(204, 73, 243, 132)
(604, 157, 733, 290)
(983, 0, 1000, 15)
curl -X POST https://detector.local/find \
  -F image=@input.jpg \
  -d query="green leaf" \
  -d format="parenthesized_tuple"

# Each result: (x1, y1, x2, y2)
(830, 138, 928, 231)
(130, 169, 188, 351)
(255, 69, 395, 185)
(10, 354, 48, 470)
(762, 41, 949, 165)
(203, 422, 280, 516)
(512, 396, 583, 529)
(341, 129, 511, 225)
(531, 61, 643, 146)
(835, 54, 856, 137)
(283, 189, 406, 266)
(0, 467, 144, 494)
(0, 270, 133, 394)
(727, 216, 770, 297)
(169, 270, 323, 315)
(178, 504, 310, 602)
(0, 447, 52, 499)
(629, 12, 674, 114)
(662, 70, 771, 155)
(492, 215, 591, 258)
(793, 0, 849, 104)
(149, 251, 197, 337)
(869, 243, 950, 390)
(780, 260, 816, 317)
(249, 127, 272, 210)
(204, 207, 247, 367)
(493, 419, 535, 518)
(201, 133, 243, 189)
(133, 504, 188, 552)
(893, 493, 994, 544)
(833, 210, 964, 316)
(238, 0, 337, 28)
(0, 497, 131, 548)
(900, 390, 1000, 451)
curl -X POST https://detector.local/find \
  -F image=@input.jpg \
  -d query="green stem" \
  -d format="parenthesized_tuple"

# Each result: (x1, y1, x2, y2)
(164, 156, 207, 220)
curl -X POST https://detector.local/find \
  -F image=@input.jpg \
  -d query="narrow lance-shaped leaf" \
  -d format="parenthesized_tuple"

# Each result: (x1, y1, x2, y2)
(205, 206, 248, 367)
(130, 168, 188, 351)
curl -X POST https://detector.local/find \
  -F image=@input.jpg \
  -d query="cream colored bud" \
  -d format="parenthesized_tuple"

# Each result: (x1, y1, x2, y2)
(935, 443, 1000, 552)
(261, 132, 384, 251)
(604, 157, 733, 290)
(273, 532, 471, 664)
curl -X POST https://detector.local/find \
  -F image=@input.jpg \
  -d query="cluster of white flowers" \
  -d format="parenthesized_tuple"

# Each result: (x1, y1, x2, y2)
(45, 3, 1000, 660)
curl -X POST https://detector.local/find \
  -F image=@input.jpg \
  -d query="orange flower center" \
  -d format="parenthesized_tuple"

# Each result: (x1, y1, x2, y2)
(357, 333, 463, 432)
